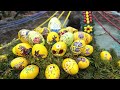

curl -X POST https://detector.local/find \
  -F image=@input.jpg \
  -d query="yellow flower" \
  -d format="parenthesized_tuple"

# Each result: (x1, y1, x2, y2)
(84, 25, 93, 33)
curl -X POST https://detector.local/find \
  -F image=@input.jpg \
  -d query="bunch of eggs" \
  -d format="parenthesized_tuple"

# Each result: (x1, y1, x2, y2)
(82, 11, 92, 24)
(10, 16, 97, 79)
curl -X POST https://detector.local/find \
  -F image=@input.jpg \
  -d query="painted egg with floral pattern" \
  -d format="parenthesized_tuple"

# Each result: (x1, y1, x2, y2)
(81, 45, 93, 56)
(100, 51, 112, 61)
(20, 65, 39, 79)
(28, 31, 45, 46)
(62, 58, 79, 75)
(10, 57, 28, 70)
(45, 64, 60, 79)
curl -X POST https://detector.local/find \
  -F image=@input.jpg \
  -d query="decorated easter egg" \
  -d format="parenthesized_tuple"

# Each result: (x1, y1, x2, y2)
(28, 31, 45, 46)
(20, 65, 39, 79)
(51, 42, 67, 57)
(12, 43, 32, 56)
(70, 40, 86, 55)
(77, 56, 90, 69)
(60, 32, 74, 46)
(81, 45, 93, 56)
(84, 33, 93, 44)
(48, 17, 62, 33)
(73, 31, 86, 41)
(47, 32, 59, 45)
(32, 44, 48, 59)
(10, 57, 28, 70)
(100, 51, 112, 61)
(62, 58, 79, 75)
(45, 64, 60, 79)
(34, 27, 50, 39)
(18, 29, 30, 43)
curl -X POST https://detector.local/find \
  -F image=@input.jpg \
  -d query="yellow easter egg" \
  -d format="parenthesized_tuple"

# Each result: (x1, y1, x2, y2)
(81, 45, 93, 56)
(18, 29, 30, 43)
(100, 51, 112, 61)
(45, 64, 60, 79)
(20, 65, 39, 79)
(28, 31, 45, 46)
(85, 33, 93, 44)
(77, 56, 90, 69)
(48, 17, 62, 33)
(62, 58, 79, 75)
(70, 40, 86, 55)
(73, 31, 86, 41)
(32, 44, 48, 59)
(10, 57, 28, 70)
(47, 32, 59, 45)
(12, 43, 32, 56)
(51, 41, 67, 57)
(66, 27, 78, 33)
(117, 60, 120, 67)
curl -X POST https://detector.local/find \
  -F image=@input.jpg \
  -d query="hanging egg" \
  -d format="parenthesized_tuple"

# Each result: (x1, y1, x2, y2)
(70, 40, 86, 55)
(60, 32, 74, 46)
(81, 45, 93, 56)
(32, 44, 48, 59)
(12, 43, 32, 56)
(45, 64, 60, 79)
(28, 31, 45, 46)
(48, 17, 62, 33)
(51, 42, 67, 57)
(47, 32, 59, 45)
(73, 31, 86, 41)
(10, 57, 28, 70)
(18, 29, 30, 43)
(62, 58, 79, 75)
(20, 65, 39, 79)
(84, 33, 93, 44)
(77, 56, 90, 69)
(100, 51, 112, 61)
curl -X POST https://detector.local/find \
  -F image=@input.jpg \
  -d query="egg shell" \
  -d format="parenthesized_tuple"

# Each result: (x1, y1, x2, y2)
(81, 45, 93, 56)
(48, 17, 62, 33)
(62, 58, 79, 75)
(77, 56, 90, 69)
(10, 57, 28, 70)
(20, 65, 39, 79)
(100, 51, 112, 61)
(47, 32, 59, 45)
(70, 40, 86, 55)
(18, 29, 30, 43)
(32, 44, 48, 59)
(28, 31, 45, 46)
(45, 64, 60, 79)
(12, 43, 32, 56)
(60, 32, 74, 46)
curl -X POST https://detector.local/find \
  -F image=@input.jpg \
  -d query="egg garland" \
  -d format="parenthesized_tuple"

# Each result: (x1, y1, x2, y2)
(47, 32, 59, 45)
(100, 51, 112, 61)
(48, 17, 62, 33)
(20, 65, 39, 79)
(70, 40, 86, 55)
(62, 58, 79, 75)
(10, 57, 28, 70)
(81, 45, 94, 56)
(32, 44, 48, 59)
(45, 64, 60, 79)
(60, 32, 74, 46)
(82, 11, 92, 24)
(51, 42, 67, 57)
(76, 56, 90, 69)
(12, 43, 32, 56)
(28, 31, 45, 46)
(18, 29, 30, 43)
